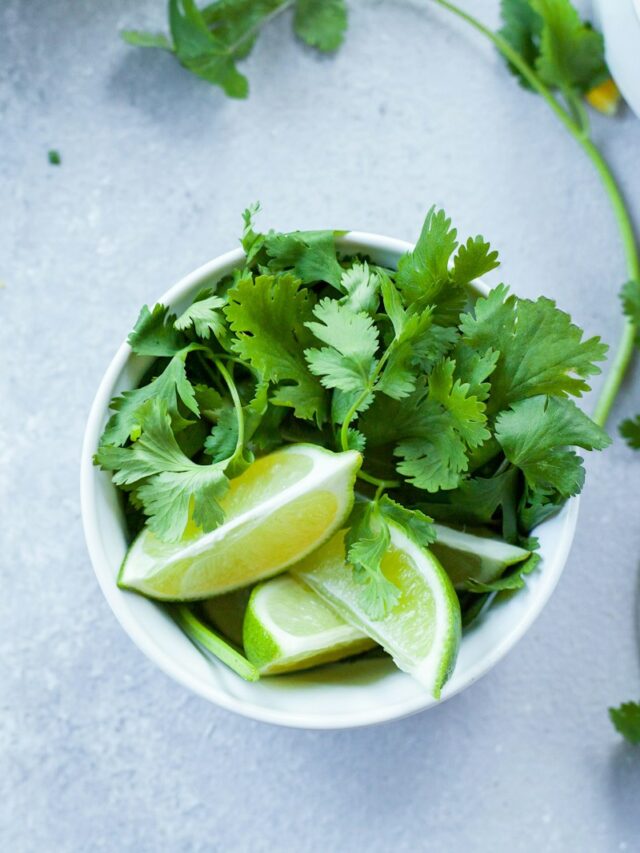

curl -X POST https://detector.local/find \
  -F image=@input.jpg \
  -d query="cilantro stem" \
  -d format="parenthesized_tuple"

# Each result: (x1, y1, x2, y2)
(358, 469, 400, 490)
(212, 357, 245, 463)
(428, 0, 640, 429)
(223, 0, 296, 56)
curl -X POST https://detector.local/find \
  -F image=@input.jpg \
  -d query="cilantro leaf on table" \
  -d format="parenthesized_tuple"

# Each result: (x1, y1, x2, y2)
(96, 399, 229, 542)
(620, 416, 640, 450)
(531, 0, 607, 93)
(495, 396, 611, 497)
(621, 279, 640, 334)
(609, 702, 640, 745)
(225, 272, 327, 423)
(499, 0, 608, 94)
(293, 0, 348, 52)
(460, 285, 608, 410)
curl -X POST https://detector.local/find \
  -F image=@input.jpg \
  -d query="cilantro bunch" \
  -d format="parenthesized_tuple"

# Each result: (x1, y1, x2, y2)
(96, 204, 609, 619)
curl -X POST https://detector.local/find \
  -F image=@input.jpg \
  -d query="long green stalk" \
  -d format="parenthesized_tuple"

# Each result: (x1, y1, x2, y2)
(429, 0, 640, 428)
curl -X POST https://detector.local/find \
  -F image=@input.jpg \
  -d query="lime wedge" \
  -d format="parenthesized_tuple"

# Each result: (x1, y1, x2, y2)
(118, 444, 361, 601)
(243, 574, 375, 675)
(430, 524, 530, 590)
(292, 525, 461, 697)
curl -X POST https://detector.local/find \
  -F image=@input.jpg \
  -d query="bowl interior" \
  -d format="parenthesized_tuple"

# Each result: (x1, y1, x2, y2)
(81, 233, 578, 729)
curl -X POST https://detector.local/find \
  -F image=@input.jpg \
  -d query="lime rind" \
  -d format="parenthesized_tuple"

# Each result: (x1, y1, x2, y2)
(431, 523, 530, 590)
(243, 575, 374, 675)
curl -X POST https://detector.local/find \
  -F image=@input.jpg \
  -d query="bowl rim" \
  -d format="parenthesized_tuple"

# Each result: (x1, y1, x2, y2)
(80, 231, 579, 729)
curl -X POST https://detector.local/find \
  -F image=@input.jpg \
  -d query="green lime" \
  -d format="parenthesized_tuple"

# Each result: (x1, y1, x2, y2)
(118, 444, 361, 601)
(243, 574, 375, 675)
(292, 523, 461, 698)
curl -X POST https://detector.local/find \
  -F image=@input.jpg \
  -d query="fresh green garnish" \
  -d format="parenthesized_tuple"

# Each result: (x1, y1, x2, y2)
(96, 205, 609, 621)
(609, 702, 640, 745)
(48, 149, 61, 165)
(121, 0, 347, 98)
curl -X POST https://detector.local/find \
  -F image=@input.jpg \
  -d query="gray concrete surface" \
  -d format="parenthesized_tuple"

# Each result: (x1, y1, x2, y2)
(2, 1, 640, 851)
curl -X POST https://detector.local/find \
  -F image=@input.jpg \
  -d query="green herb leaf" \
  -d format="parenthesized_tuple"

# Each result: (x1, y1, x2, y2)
(294, 0, 348, 52)
(174, 291, 227, 341)
(620, 416, 640, 450)
(225, 272, 327, 423)
(128, 304, 186, 356)
(338, 261, 381, 314)
(609, 701, 640, 745)
(396, 207, 461, 318)
(460, 285, 608, 409)
(531, 0, 607, 93)
(621, 279, 640, 336)
(96, 399, 229, 542)
(305, 298, 379, 393)
(264, 230, 344, 287)
(346, 502, 400, 619)
(451, 236, 500, 285)
(378, 496, 436, 547)
(495, 396, 611, 497)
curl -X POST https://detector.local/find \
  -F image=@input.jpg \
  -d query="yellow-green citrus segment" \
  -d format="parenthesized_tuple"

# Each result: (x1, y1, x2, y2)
(243, 575, 376, 675)
(118, 444, 361, 601)
(292, 524, 461, 697)
(431, 524, 530, 590)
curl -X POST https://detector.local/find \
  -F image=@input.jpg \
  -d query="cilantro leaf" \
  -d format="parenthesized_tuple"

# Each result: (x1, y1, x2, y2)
(128, 304, 186, 356)
(378, 496, 437, 547)
(452, 343, 499, 402)
(241, 202, 264, 264)
(609, 701, 640, 745)
(225, 272, 327, 423)
(305, 298, 379, 393)
(395, 361, 490, 493)
(294, 0, 347, 53)
(96, 399, 229, 542)
(620, 416, 640, 450)
(621, 279, 640, 338)
(495, 396, 610, 497)
(460, 285, 608, 409)
(451, 236, 500, 286)
(100, 350, 200, 447)
(531, 0, 607, 93)
(168, 0, 249, 98)
(174, 290, 227, 341)
(346, 502, 400, 620)
(338, 261, 381, 314)
(465, 553, 541, 592)
(499, 0, 542, 88)
(264, 230, 344, 287)
(396, 207, 461, 319)
(204, 406, 239, 462)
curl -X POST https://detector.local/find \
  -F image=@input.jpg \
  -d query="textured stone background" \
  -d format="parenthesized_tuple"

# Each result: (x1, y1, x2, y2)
(2, 1, 639, 851)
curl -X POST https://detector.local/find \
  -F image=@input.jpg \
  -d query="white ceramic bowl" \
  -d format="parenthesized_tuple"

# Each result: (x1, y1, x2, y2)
(80, 233, 579, 729)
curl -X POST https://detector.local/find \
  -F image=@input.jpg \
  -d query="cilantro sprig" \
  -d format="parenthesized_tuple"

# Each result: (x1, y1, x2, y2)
(96, 205, 608, 622)
(121, 0, 347, 98)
